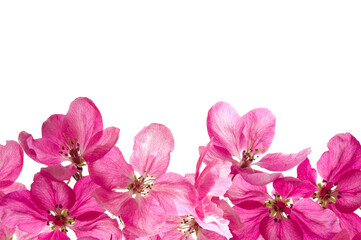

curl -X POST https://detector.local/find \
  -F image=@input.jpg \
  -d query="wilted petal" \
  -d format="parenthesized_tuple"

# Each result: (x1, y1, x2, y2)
(255, 148, 311, 171)
(130, 123, 174, 177)
(237, 168, 282, 186)
(62, 97, 103, 151)
(0, 141, 23, 188)
(150, 172, 198, 216)
(241, 108, 275, 155)
(30, 174, 75, 211)
(260, 216, 303, 240)
(38, 230, 70, 240)
(88, 146, 134, 190)
(207, 102, 244, 159)
(40, 164, 79, 182)
(83, 127, 120, 162)
(297, 158, 317, 186)
(317, 133, 361, 182)
(335, 170, 361, 213)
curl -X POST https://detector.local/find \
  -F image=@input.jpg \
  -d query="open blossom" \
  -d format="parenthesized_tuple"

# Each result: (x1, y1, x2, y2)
(88, 123, 198, 238)
(225, 175, 340, 240)
(18, 97, 120, 181)
(0, 174, 122, 240)
(204, 102, 310, 185)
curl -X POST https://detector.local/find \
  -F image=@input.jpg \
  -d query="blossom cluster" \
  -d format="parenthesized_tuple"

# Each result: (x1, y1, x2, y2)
(1, 97, 361, 240)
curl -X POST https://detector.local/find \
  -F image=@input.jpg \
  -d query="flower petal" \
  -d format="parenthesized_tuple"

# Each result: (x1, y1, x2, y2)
(317, 133, 361, 182)
(255, 148, 311, 171)
(236, 167, 283, 186)
(129, 123, 174, 177)
(0, 141, 23, 187)
(297, 158, 317, 186)
(332, 229, 351, 240)
(0, 182, 27, 200)
(259, 216, 303, 240)
(40, 164, 79, 182)
(197, 229, 228, 240)
(329, 204, 361, 239)
(273, 177, 317, 199)
(150, 172, 198, 216)
(41, 114, 65, 143)
(207, 102, 244, 159)
(38, 230, 70, 240)
(335, 170, 361, 213)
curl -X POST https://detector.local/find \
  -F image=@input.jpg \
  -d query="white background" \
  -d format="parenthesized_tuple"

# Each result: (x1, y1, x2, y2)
(1, 1, 361, 195)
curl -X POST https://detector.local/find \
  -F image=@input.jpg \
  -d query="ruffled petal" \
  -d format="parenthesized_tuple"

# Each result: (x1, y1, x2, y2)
(62, 97, 103, 151)
(207, 102, 244, 159)
(317, 133, 361, 182)
(83, 127, 120, 162)
(30, 174, 75, 211)
(88, 146, 134, 190)
(241, 108, 276, 155)
(38, 230, 70, 240)
(329, 204, 361, 239)
(335, 170, 361, 213)
(40, 164, 79, 182)
(211, 197, 243, 234)
(297, 158, 317, 186)
(236, 168, 282, 186)
(150, 172, 198, 216)
(255, 148, 311, 171)
(41, 114, 65, 143)
(292, 198, 341, 240)
(259, 216, 303, 240)
(0, 141, 23, 188)
(129, 123, 174, 177)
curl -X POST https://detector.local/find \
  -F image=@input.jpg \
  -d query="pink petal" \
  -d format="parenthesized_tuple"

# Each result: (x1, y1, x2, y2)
(207, 102, 244, 159)
(129, 123, 174, 177)
(40, 164, 79, 182)
(297, 158, 317, 186)
(150, 172, 198, 216)
(41, 114, 65, 143)
(88, 146, 134, 190)
(329, 204, 361, 239)
(195, 159, 232, 199)
(255, 148, 311, 171)
(197, 229, 228, 240)
(0, 190, 47, 234)
(192, 197, 232, 239)
(335, 170, 361, 213)
(259, 216, 303, 240)
(195, 140, 212, 181)
(0, 182, 27, 200)
(241, 108, 276, 155)
(18, 131, 63, 165)
(62, 97, 103, 151)
(0, 141, 23, 188)
(83, 127, 120, 162)
(237, 167, 283, 186)
(30, 174, 75, 211)
(0, 222, 14, 240)
(69, 176, 104, 218)
(317, 133, 361, 182)
(202, 144, 236, 166)
(332, 229, 351, 240)
(38, 230, 70, 240)
(292, 198, 341, 240)
(273, 177, 317, 199)
(211, 197, 243, 234)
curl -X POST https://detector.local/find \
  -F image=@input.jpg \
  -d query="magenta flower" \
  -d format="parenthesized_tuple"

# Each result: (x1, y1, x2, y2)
(0, 174, 122, 240)
(205, 102, 310, 185)
(225, 175, 340, 240)
(18, 97, 119, 181)
(88, 123, 198, 238)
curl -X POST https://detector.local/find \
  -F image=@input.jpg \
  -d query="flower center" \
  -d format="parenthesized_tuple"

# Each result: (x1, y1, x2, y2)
(125, 173, 157, 197)
(312, 180, 341, 208)
(239, 141, 262, 168)
(265, 193, 293, 222)
(46, 204, 75, 234)
(176, 214, 199, 239)
(58, 134, 85, 169)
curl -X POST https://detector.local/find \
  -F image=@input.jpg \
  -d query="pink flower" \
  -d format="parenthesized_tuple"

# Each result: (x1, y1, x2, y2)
(225, 175, 341, 240)
(0, 174, 122, 240)
(18, 97, 119, 181)
(205, 102, 310, 185)
(88, 123, 198, 238)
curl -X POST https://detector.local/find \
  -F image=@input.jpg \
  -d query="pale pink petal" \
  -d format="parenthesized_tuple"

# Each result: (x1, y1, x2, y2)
(195, 140, 212, 181)
(201, 144, 236, 166)
(69, 176, 104, 218)
(0, 141, 23, 188)
(329, 204, 361, 239)
(38, 230, 70, 240)
(273, 177, 317, 199)
(62, 97, 103, 151)
(297, 158, 317, 186)
(207, 102, 244, 159)
(15, 228, 39, 240)
(192, 197, 232, 239)
(237, 168, 282, 186)
(0, 222, 14, 240)
(197, 229, 228, 240)
(259, 216, 303, 240)
(195, 159, 232, 199)
(241, 108, 276, 155)
(0, 190, 47, 234)
(335, 170, 361, 213)
(150, 172, 198, 216)
(130, 123, 174, 177)
(292, 198, 341, 240)
(40, 164, 79, 182)
(317, 133, 361, 182)
(83, 127, 120, 162)
(255, 148, 311, 171)
(332, 229, 351, 240)
(122, 195, 166, 237)
(88, 146, 134, 190)
(211, 197, 243, 234)
(41, 114, 65, 143)
(0, 182, 27, 200)
(92, 187, 136, 216)
(18, 131, 63, 165)
(30, 174, 75, 211)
